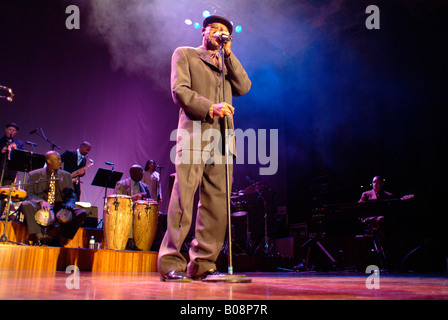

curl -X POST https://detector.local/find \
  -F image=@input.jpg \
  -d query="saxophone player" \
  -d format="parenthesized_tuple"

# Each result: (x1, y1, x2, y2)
(60, 141, 92, 201)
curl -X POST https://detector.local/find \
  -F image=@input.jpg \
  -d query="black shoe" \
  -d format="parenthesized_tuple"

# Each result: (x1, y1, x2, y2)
(160, 270, 192, 282)
(191, 269, 222, 281)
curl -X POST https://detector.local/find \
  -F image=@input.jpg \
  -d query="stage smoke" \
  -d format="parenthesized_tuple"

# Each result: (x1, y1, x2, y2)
(84, 0, 198, 88)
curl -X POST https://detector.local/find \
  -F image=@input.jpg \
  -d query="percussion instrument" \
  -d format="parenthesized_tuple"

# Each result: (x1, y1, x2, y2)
(103, 194, 133, 250)
(0, 187, 26, 200)
(231, 200, 248, 217)
(133, 199, 159, 251)
(35, 209, 55, 226)
(56, 208, 73, 223)
(230, 192, 248, 217)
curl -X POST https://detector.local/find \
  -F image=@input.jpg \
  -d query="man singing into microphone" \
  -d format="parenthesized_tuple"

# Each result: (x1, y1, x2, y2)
(158, 15, 251, 281)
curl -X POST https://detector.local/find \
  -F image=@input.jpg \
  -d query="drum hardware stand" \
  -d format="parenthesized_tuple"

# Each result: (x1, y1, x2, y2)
(0, 183, 27, 245)
(221, 224, 247, 255)
(244, 213, 255, 255)
(299, 233, 337, 271)
(357, 216, 388, 270)
(254, 188, 279, 257)
(203, 41, 251, 283)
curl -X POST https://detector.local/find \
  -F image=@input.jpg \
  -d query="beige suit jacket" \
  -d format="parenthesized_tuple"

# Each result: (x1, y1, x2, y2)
(171, 45, 251, 158)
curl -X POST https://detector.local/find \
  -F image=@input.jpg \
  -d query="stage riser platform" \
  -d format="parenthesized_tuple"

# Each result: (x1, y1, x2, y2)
(0, 245, 158, 272)
(0, 221, 158, 272)
(0, 221, 103, 248)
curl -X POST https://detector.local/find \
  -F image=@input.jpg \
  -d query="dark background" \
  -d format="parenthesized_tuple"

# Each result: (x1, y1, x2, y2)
(1, 0, 446, 240)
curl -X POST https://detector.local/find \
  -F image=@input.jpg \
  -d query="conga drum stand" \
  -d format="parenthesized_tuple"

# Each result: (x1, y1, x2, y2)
(91, 167, 123, 228)
(203, 42, 251, 283)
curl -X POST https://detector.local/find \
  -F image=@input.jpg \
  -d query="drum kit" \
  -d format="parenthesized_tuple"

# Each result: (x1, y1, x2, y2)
(228, 179, 277, 257)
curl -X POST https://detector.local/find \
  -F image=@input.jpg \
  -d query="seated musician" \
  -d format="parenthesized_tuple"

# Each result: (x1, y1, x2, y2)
(359, 176, 395, 203)
(21, 151, 87, 246)
(357, 175, 414, 269)
(114, 165, 152, 200)
(114, 164, 152, 250)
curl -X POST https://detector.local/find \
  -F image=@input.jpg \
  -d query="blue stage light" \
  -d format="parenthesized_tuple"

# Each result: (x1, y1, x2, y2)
(235, 25, 242, 33)
(203, 11, 211, 18)
(194, 22, 201, 29)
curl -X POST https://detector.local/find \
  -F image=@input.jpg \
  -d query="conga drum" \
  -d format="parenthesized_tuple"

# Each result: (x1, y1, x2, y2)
(35, 209, 55, 226)
(56, 208, 73, 223)
(133, 200, 159, 251)
(103, 194, 133, 250)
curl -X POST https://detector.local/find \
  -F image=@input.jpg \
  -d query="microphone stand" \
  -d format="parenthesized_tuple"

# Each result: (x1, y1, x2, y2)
(30, 128, 60, 150)
(203, 41, 251, 283)
(156, 165, 163, 203)
(99, 163, 115, 228)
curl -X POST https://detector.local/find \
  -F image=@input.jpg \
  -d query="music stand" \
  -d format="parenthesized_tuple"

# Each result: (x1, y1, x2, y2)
(91, 168, 123, 227)
(8, 149, 46, 182)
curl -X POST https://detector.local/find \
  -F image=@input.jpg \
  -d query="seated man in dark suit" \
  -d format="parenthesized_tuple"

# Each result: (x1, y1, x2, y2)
(114, 165, 152, 200)
(22, 151, 87, 246)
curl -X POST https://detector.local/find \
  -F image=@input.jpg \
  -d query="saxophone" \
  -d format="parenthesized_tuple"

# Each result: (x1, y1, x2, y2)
(71, 158, 94, 183)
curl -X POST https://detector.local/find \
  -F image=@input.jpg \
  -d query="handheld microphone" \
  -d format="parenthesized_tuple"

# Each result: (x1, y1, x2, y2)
(214, 32, 233, 43)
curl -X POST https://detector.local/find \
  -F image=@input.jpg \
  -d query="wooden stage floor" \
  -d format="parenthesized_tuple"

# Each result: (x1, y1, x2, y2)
(1, 270, 447, 301)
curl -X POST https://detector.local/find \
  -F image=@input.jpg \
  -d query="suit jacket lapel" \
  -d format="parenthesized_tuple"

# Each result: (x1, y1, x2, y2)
(196, 46, 226, 73)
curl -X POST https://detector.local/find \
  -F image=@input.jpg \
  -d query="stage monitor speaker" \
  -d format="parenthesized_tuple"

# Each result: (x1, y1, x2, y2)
(77, 205, 98, 228)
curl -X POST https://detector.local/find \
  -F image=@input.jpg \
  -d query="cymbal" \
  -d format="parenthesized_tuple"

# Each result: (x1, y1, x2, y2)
(231, 210, 248, 217)
(0, 187, 27, 199)
(231, 191, 245, 199)
(243, 182, 266, 195)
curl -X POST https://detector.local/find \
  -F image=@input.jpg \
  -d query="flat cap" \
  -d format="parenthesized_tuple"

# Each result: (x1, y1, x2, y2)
(5, 122, 19, 130)
(203, 15, 233, 34)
